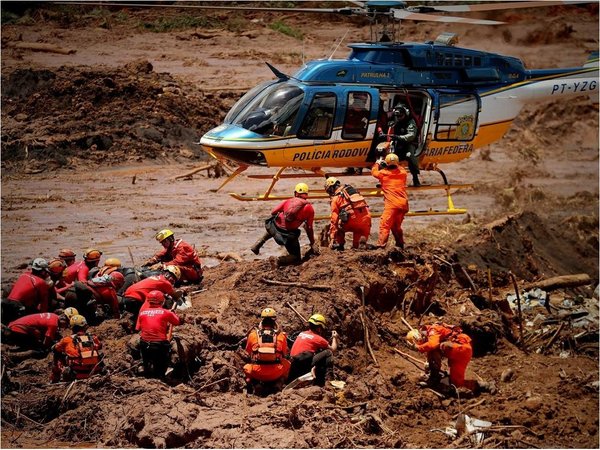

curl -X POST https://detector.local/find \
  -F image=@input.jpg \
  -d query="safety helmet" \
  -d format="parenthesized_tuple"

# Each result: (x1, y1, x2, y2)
(155, 229, 174, 242)
(324, 177, 339, 192)
(393, 104, 409, 118)
(83, 248, 102, 262)
(31, 258, 49, 271)
(109, 271, 125, 290)
(406, 329, 423, 345)
(147, 290, 165, 306)
(308, 313, 327, 328)
(47, 258, 67, 275)
(104, 257, 122, 268)
(58, 249, 76, 259)
(261, 307, 277, 319)
(385, 153, 400, 165)
(70, 314, 87, 328)
(164, 265, 181, 281)
(294, 182, 309, 195)
(63, 307, 79, 320)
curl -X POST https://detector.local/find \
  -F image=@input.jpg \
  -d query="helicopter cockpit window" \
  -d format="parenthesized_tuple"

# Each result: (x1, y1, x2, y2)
(342, 92, 371, 140)
(298, 92, 336, 139)
(232, 82, 304, 136)
(225, 80, 276, 124)
(435, 94, 478, 142)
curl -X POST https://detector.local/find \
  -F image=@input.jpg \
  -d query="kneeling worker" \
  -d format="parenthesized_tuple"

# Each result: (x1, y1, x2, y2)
(244, 307, 290, 392)
(288, 314, 338, 386)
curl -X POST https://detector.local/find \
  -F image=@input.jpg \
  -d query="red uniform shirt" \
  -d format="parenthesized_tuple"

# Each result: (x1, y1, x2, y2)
(62, 261, 90, 284)
(9, 313, 60, 341)
(152, 239, 201, 268)
(136, 307, 180, 342)
(87, 277, 120, 317)
(123, 275, 175, 302)
(272, 197, 315, 231)
(290, 330, 329, 357)
(7, 271, 50, 312)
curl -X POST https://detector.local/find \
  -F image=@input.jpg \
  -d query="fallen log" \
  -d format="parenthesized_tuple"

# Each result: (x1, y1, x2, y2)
(522, 273, 591, 292)
(261, 278, 330, 291)
(13, 41, 76, 55)
(392, 348, 426, 368)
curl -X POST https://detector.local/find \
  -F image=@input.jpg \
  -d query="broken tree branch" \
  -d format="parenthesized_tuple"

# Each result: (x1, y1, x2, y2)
(173, 163, 214, 180)
(509, 271, 524, 345)
(360, 286, 378, 366)
(392, 348, 425, 368)
(261, 278, 330, 291)
(522, 273, 591, 292)
(285, 302, 308, 324)
(13, 41, 76, 54)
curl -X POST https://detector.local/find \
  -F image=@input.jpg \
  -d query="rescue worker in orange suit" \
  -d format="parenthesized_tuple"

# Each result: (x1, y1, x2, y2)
(324, 177, 371, 250)
(3, 308, 77, 353)
(51, 314, 103, 382)
(136, 290, 182, 379)
(143, 229, 203, 285)
(63, 270, 125, 323)
(58, 248, 103, 296)
(407, 323, 495, 394)
(58, 248, 77, 267)
(288, 314, 338, 387)
(122, 266, 181, 322)
(1, 258, 51, 325)
(371, 153, 409, 249)
(243, 307, 290, 393)
(251, 183, 319, 265)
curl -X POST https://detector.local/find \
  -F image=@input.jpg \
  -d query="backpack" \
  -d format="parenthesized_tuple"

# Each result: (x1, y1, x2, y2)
(68, 334, 102, 379)
(283, 197, 308, 223)
(251, 328, 281, 364)
(337, 185, 368, 223)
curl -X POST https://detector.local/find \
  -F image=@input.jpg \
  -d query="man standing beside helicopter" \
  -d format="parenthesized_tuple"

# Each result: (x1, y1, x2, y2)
(381, 103, 421, 187)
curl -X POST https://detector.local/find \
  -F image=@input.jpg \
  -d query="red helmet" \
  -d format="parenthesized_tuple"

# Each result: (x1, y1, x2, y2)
(109, 271, 125, 290)
(58, 249, 76, 259)
(147, 290, 165, 306)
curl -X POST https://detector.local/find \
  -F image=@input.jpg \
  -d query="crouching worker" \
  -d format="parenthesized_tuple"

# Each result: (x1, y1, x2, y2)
(51, 314, 103, 382)
(243, 308, 290, 394)
(406, 323, 495, 394)
(288, 314, 338, 387)
(136, 290, 182, 379)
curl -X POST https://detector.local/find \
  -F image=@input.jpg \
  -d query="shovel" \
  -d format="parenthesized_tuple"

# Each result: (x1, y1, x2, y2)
(283, 371, 315, 391)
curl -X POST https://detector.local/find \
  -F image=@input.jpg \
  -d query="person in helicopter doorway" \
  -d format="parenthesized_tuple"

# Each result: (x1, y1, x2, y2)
(378, 103, 421, 187)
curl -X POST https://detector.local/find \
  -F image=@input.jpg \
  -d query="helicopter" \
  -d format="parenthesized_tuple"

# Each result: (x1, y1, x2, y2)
(193, 0, 598, 216)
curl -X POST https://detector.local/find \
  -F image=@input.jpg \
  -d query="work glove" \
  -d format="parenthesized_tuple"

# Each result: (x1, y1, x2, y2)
(406, 152, 411, 158)
(375, 158, 385, 167)
(311, 243, 321, 255)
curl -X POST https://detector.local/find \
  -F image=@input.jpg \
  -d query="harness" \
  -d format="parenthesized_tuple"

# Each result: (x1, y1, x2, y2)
(67, 334, 102, 379)
(336, 185, 368, 223)
(251, 328, 281, 365)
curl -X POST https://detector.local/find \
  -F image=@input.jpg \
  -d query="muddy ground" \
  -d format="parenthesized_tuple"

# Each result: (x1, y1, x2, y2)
(1, 3, 599, 449)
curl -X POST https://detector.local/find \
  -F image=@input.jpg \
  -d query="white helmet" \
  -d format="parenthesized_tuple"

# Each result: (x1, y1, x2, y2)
(32, 258, 49, 271)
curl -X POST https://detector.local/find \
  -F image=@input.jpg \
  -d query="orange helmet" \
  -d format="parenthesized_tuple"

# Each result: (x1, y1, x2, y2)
(104, 257, 121, 268)
(48, 258, 67, 275)
(83, 248, 103, 262)
(147, 290, 165, 306)
(58, 249, 76, 259)
(109, 271, 125, 290)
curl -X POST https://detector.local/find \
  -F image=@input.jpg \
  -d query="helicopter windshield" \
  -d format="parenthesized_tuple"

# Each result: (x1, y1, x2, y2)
(233, 82, 304, 137)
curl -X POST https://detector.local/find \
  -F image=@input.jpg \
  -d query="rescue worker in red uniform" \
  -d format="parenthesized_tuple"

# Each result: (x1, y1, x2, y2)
(2, 258, 51, 324)
(52, 314, 103, 382)
(371, 153, 409, 249)
(58, 248, 103, 295)
(288, 314, 338, 387)
(122, 266, 181, 321)
(4, 308, 77, 352)
(47, 258, 68, 307)
(243, 307, 290, 394)
(58, 248, 77, 267)
(63, 270, 125, 323)
(136, 290, 182, 379)
(143, 229, 203, 285)
(324, 177, 371, 250)
(407, 323, 495, 394)
(250, 183, 319, 265)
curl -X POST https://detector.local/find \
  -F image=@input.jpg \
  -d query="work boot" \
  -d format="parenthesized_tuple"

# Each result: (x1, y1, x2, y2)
(277, 254, 300, 266)
(358, 236, 368, 250)
(250, 232, 271, 255)
(412, 175, 421, 187)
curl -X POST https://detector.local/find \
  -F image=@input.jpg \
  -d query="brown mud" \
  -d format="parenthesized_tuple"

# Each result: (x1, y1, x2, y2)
(1, 3, 599, 449)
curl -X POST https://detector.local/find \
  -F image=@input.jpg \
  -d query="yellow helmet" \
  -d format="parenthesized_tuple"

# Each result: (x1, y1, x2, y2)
(294, 182, 309, 195)
(385, 153, 400, 165)
(164, 265, 181, 281)
(261, 307, 277, 318)
(406, 329, 423, 345)
(324, 177, 339, 192)
(63, 307, 79, 320)
(83, 248, 103, 262)
(308, 313, 327, 328)
(155, 229, 174, 242)
(104, 257, 122, 268)
(70, 314, 87, 328)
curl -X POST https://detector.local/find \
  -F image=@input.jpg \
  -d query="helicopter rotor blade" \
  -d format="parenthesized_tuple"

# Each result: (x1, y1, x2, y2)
(415, 1, 586, 13)
(392, 9, 504, 25)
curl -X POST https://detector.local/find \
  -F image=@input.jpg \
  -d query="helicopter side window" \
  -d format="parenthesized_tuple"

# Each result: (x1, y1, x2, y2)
(342, 92, 371, 140)
(298, 92, 336, 139)
(435, 94, 478, 142)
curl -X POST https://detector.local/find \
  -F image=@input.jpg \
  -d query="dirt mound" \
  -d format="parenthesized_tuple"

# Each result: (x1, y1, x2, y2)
(1, 64, 235, 172)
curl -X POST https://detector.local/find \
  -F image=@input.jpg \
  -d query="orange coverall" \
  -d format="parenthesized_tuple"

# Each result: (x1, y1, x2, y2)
(416, 323, 475, 389)
(243, 328, 291, 383)
(371, 164, 408, 248)
(329, 186, 371, 248)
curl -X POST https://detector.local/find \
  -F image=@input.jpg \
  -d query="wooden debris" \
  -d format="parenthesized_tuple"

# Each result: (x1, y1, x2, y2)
(261, 278, 330, 291)
(173, 163, 214, 180)
(393, 348, 426, 368)
(508, 272, 525, 345)
(13, 41, 76, 55)
(522, 273, 591, 291)
(285, 302, 308, 323)
(360, 286, 378, 366)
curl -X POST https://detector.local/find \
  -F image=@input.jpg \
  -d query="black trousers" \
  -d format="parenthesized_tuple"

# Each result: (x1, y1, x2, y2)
(288, 349, 333, 386)
(1, 299, 27, 325)
(265, 217, 302, 259)
(140, 339, 171, 379)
